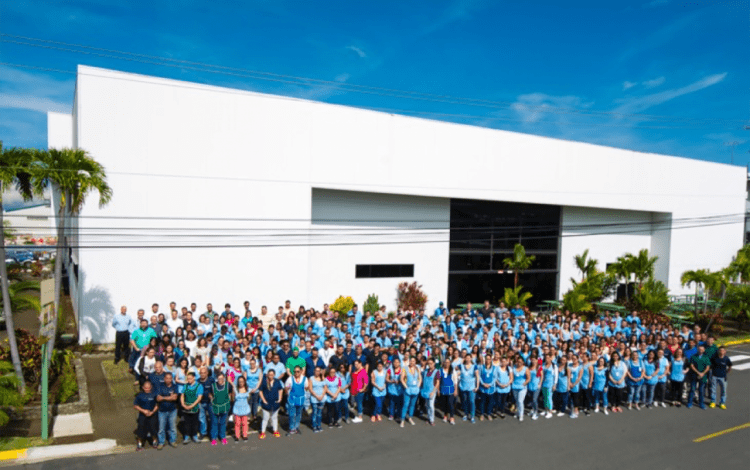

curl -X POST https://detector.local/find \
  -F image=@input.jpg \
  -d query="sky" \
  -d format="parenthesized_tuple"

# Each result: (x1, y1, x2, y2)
(0, 0, 748, 166)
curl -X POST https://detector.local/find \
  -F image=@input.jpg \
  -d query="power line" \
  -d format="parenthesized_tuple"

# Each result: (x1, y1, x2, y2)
(6, 217, 742, 249)
(0, 35, 744, 126)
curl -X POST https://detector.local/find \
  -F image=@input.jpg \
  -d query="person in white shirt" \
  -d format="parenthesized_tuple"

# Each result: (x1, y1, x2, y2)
(166, 309, 183, 334)
(320, 340, 336, 366)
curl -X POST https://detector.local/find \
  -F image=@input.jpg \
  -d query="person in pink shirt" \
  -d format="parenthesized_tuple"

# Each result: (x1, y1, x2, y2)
(350, 360, 369, 423)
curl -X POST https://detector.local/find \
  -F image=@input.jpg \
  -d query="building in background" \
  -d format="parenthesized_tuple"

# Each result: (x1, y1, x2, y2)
(3, 201, 56, 241)
(48, 65, 747, 343)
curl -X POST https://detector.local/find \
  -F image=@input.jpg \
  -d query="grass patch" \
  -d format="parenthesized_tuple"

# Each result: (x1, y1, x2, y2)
(0, 437, 51, 452)
(101, 359, 139, 402)
(717, 332, 750, 345)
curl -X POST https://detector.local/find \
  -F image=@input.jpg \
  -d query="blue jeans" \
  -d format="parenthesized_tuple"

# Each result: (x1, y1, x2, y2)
(311, 403, 324, 429)
(477, 391, 493, 416)
(627, 383, 642, 404)
(337, 399, 349, 422)
(198, 402, 211, 436)
(388, 394, 403, 418)
(495, 392, 510, 415)
(373, 395, 384, 416)
(288, 404, 304, 431)
(687, 380, 706, 408)
(249, 392, 260, 417)
(643, 383, 655, 405)
(210, 412, 227, 440)
(401, 394, 418, 420)
(512, 388, 526, 418)
(593, 389, 608, 408)
(526, 388, 540, 414)
(711, 376, 727, 404)
(354, 393, 364, 416)
(460, 390, 475, 418)
(157, 409, 177, 445)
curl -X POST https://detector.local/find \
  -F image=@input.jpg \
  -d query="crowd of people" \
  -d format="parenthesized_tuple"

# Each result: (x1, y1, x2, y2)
(111, 299, 734, 451)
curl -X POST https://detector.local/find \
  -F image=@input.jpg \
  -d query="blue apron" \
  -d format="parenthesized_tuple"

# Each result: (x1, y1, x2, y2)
(440, 369, 455, 395)
(373, 370, 387, 397)
(421, 369, 437, 398)
(288, 376, 306, 407)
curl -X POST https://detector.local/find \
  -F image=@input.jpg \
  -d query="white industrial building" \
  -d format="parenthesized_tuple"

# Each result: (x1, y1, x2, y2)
(47, 65, 746, 344)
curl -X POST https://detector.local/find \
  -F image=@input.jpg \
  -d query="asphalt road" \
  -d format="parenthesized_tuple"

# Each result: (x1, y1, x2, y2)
(12, 343, 750, 470)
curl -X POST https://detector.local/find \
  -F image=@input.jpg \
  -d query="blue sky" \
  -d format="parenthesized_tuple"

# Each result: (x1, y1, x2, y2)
(1, 0, 748, 165)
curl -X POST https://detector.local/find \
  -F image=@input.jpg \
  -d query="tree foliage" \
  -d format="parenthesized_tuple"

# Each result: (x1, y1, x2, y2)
(363, 293, 380, 315)
(633, 278, 671, 314)
(503, 244, 535, 288)
(503, 285, 532, 307)
(397, 282, 428, 311)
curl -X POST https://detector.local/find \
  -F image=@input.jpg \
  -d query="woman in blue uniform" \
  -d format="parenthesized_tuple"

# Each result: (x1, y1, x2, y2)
(308, 367, 327, 433)
(494, 356, 512, 419)
(439, 359, 458, 425)
(554, 357, 570, 417)
(626, 351, 644, 410)
(324, 367, 341, 427)
(591, 357, 609, 415)
(525, 355, 542, 420)
(336, 363, 351, 424)
(285, 366, 307, 435)
(420, 357, 439, 426)
(669, 348, 685, 407)
(579, 354, 592, 415)
(386, 357, 404, 421)
(511, 355, 530, 421)
(371, 361, 387, 422)
(568, 355, 582, 419)
(400, 356, 422, 427)
(477, 355, 496, 421)
(642, 350, 658, 408)
(608, 352, 627, 413)
(458, 356, 478, 423)
(541, 354, 557, 419)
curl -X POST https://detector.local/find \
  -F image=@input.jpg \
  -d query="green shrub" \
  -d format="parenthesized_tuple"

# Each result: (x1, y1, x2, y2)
(0, 361, 26, 426)
(0, 329, 44, 385)
(55, 364, 78, 404)
(503, 286, 532, 307)
(363, 294, 380, 315)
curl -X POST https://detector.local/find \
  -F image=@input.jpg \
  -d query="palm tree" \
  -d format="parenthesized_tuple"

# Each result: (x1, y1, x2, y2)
(1, 280, 41, 315)
(574, 249, 598, 282)
(630, 249, 658, 291)
(681, 269, 709, 317)
(607, 255, 633, 302)
(32, 148, 112, 360)
(727, 245, 750, 284)
(503, 243, 535, 288)
(0, 144, 36, 392)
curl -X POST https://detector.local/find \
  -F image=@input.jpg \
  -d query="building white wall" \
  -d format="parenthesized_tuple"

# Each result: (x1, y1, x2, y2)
(48, 65, 747, 342)
(307, 188, 450, 314)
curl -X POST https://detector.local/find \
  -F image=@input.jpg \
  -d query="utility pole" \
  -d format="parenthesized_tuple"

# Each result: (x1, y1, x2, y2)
(725, 141, 740, 165)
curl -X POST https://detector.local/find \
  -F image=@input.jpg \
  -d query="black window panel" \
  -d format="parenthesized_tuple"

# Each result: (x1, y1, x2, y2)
(491, 254, 558, 271)
(356, 264, 414, 278)
(449, 254, 491, 271)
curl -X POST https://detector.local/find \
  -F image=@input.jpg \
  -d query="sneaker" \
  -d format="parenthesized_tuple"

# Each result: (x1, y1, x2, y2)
(335, 422, 342, 428)
(519, 415, 524, 422)
(221, 438, 228, 445)
(136, 444, 143, 452)
(570, 413, 578, 419)
(556, 412, 565, 417)
(352, 417, 363, 423)
(388, 416, 393, 421)
(157, 444, 164, 450)
(462, 416, 468, 421)
(471, 418, 476, 424)
(479, 416, 485, 421)
(259, 433, 266, 440)
(183, 439, 190, 445)
(594, 407, 600, 413)
(273, 432, 280, 438)
(400, 421, 405, 428)
(545, 412, 552, 419)
(720, 404, 726, 410)
(634, 404, 640, 411)
(243, 436, 248, 441)
(709, 403, 716, 408)
(449, 418, 455, 425)
(234, 437, 239, 443)
(168, 442, 177, 448)
(603, 409, 609, 416)
(532, 413, 538, 420)
(192, 436, 200, 443)
(211, 440, 217, 446)
(409, 418, 415, 426)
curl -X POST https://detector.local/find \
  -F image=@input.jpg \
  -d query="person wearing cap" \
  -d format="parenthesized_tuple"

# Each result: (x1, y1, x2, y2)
(434, 301, 447, 318)
(286, 346, 306, 376)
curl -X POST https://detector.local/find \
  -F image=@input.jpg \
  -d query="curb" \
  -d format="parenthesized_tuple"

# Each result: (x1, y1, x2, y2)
(0, 439, 117, 464)
(720, 338, 750, 347)
(9, 357, 90, 420)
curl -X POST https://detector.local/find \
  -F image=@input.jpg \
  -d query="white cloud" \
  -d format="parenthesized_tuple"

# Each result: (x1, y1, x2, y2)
(511, 93, 592, 124)
(0, 66, 74, 114)
(421, 0, 489, 35)
(642, 76, 666, 88)
(623, 81, 637, 90)
(334, 73, 351, 83)
(614, 73, 727, 114)
(345, 46, 367, 58)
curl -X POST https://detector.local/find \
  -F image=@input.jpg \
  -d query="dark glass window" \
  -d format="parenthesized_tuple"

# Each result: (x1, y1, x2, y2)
(356, 264, 414, 278)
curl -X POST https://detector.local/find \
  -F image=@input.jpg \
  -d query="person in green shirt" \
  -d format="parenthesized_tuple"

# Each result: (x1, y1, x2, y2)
(687, 345, 710, 409)
(286, 347, 306, 376)
(129, 319, 157, 372)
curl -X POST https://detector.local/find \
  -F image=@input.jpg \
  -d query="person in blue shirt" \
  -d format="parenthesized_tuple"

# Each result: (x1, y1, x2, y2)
(591, 357, 609, 415)
(510, 304, 525, 318)
(156, 372, 179, 448)
(434, 301, 447, 318)
(134, 381, 158, 450)
(642, 350, 659, 408)
(626, 352, 644, 410)
(458, 356, 478, 423)
(112, 305, 135, 365)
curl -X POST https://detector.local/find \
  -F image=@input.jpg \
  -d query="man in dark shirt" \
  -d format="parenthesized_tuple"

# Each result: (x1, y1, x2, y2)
(480, 300, 493, 319)
(197, 367, 215, 440)
(687, 345, 710, 409)
(710, 346, 732, 409)
(134, 381, 158, 450)
(156, 372, 178, 448)
(305, 348, 326, 378)
(148, 361, 166, 390)
(329, 344, 347, 371)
